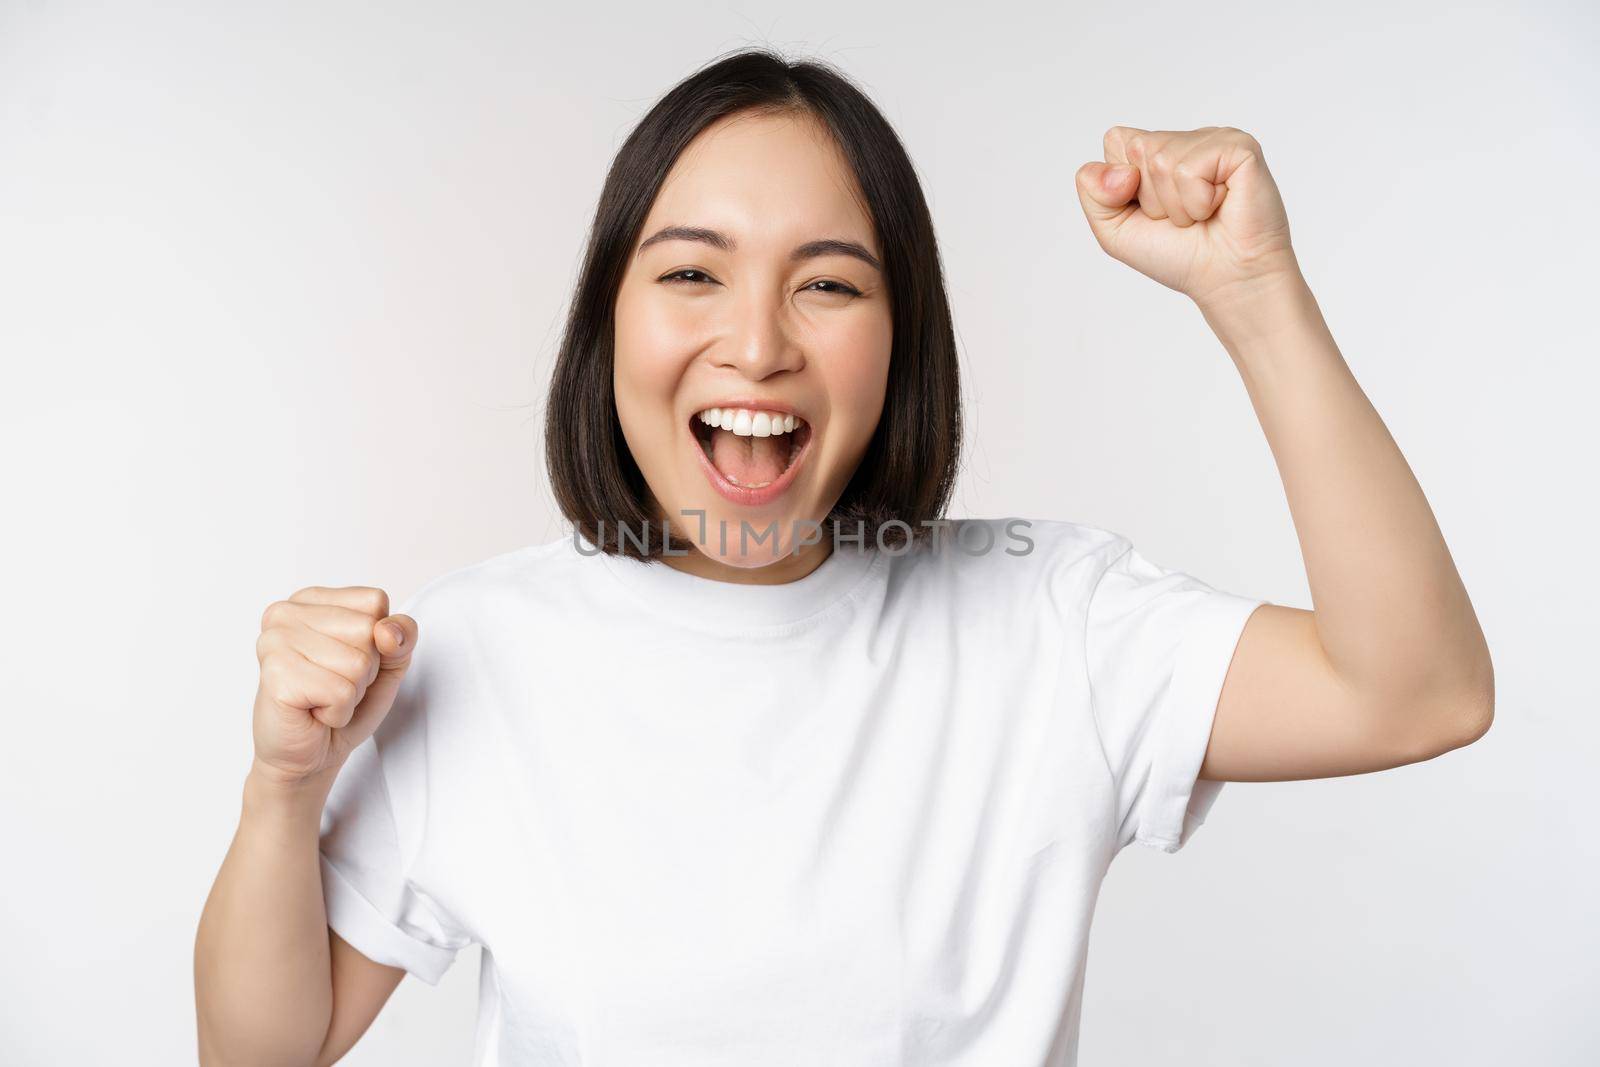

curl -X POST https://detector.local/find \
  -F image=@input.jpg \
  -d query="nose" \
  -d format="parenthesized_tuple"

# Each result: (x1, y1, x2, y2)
(715, 287, 805, 380)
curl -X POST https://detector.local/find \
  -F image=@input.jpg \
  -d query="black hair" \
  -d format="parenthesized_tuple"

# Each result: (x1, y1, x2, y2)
(544, 47, 961, 559)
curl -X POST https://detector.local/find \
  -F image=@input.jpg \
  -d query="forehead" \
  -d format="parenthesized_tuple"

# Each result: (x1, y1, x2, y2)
(642, 109, 878, 254)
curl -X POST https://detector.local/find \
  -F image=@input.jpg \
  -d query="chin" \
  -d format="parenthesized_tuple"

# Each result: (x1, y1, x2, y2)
(679, 506, 813, 567)
(704, 549, 788, 570)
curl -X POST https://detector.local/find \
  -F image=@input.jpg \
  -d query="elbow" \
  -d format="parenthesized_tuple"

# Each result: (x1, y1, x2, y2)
(1460, 640, 1496, 743)
(1456, 683, 1495, 748)
(1446, 694, 1493, 751)
(1379, 649, 1495, 765)
(1434, 646, 1497, 753)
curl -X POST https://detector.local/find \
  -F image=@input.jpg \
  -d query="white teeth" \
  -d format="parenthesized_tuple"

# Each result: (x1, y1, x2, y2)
(695, 407, 803, 438)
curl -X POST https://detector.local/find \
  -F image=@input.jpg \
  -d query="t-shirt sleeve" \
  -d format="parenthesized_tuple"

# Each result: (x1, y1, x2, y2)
(1084, 539, 1266, 855)
(318, 598, 474, 984)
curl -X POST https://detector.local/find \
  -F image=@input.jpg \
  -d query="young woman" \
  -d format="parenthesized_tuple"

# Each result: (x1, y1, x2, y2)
(195, 48, 1494, 1066)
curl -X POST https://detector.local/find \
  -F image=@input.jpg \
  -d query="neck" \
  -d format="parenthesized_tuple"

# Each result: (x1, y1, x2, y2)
(656, 526, 835, 586)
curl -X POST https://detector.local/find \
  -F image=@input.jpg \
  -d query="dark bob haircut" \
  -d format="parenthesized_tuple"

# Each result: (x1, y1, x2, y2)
(544, 47, 962, 560)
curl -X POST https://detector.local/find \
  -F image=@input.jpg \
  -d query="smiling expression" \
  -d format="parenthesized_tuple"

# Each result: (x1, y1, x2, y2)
(612, 108, 893, 576)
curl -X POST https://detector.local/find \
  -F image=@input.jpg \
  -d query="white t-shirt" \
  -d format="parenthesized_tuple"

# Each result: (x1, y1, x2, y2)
(319, 517, 1266, 1065)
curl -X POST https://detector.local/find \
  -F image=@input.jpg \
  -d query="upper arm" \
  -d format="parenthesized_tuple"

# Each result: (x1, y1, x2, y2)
(313, 929, 407, 1067)
(1199, 603, 1490, 783)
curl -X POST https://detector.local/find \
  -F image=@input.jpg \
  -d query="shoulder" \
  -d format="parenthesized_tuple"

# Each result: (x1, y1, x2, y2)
(376, 536, 590, 738)
(890, 517, 1135, 615)
(909, 516, 1131, 577)
(998, 517, 1131, 569)
(396, 533, 600, 648)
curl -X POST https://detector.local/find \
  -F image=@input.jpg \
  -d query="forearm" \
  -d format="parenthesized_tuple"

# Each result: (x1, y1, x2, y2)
(1199, 269, 1494, 727)
(194, 761, 340, 1066)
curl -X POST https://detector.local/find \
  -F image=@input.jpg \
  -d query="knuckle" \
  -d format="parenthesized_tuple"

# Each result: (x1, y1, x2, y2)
(330, 673, 360, 707)
(261, 600, 291, 630)
(1225, 125, 1260, 150)
(350, 586, 389, 618)
(259, 653, 286, 691)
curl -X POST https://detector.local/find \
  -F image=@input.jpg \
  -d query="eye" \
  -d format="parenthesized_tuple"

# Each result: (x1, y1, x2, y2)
(803, 279, 863, 297)
(659, 268, 718, 286)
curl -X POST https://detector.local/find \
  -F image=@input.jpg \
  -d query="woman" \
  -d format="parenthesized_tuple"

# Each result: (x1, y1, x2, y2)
(195, 48, 1494, 1065)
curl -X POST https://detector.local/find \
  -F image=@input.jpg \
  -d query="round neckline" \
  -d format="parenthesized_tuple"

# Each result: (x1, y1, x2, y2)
(583, 531, 883, 635)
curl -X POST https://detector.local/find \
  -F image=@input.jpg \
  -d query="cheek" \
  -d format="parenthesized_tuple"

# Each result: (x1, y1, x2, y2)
(815, 308, 893, 433)
(613, 287, 693, 438)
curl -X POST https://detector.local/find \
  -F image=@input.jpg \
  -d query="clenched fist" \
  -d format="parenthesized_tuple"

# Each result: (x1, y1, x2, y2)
(251, 586, 417, 786)
(1074, 125, 1299, 312)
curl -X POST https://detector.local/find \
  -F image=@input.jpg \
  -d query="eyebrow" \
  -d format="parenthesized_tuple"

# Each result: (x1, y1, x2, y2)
(635, 225, 882, 272)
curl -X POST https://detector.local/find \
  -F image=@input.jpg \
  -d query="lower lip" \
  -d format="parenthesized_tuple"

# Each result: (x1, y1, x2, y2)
(690, 420, 813, 507)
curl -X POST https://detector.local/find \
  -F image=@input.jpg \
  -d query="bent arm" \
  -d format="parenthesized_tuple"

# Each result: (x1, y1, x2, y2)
(1197, 271, 1494, 781)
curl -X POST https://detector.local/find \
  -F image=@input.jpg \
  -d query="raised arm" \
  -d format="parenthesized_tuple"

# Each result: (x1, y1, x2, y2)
(194, 588, 419, 1063)
(1074, 126, 1493, 783)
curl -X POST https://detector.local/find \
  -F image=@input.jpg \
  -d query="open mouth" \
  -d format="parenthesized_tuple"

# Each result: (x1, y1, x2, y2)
(690, 406, 813, 501)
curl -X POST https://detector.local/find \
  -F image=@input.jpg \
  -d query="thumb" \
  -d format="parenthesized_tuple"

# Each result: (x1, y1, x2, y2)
(374, 613, 417, 670)
(1074, 161, 1138, 240)
(343, 613, 419, 737)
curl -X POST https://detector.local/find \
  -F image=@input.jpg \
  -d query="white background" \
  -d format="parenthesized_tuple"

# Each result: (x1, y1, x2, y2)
(2, 1, 1596, 1063)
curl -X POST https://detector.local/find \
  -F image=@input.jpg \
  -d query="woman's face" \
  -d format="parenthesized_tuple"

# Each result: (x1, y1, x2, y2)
(613, 108, 892, 576)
